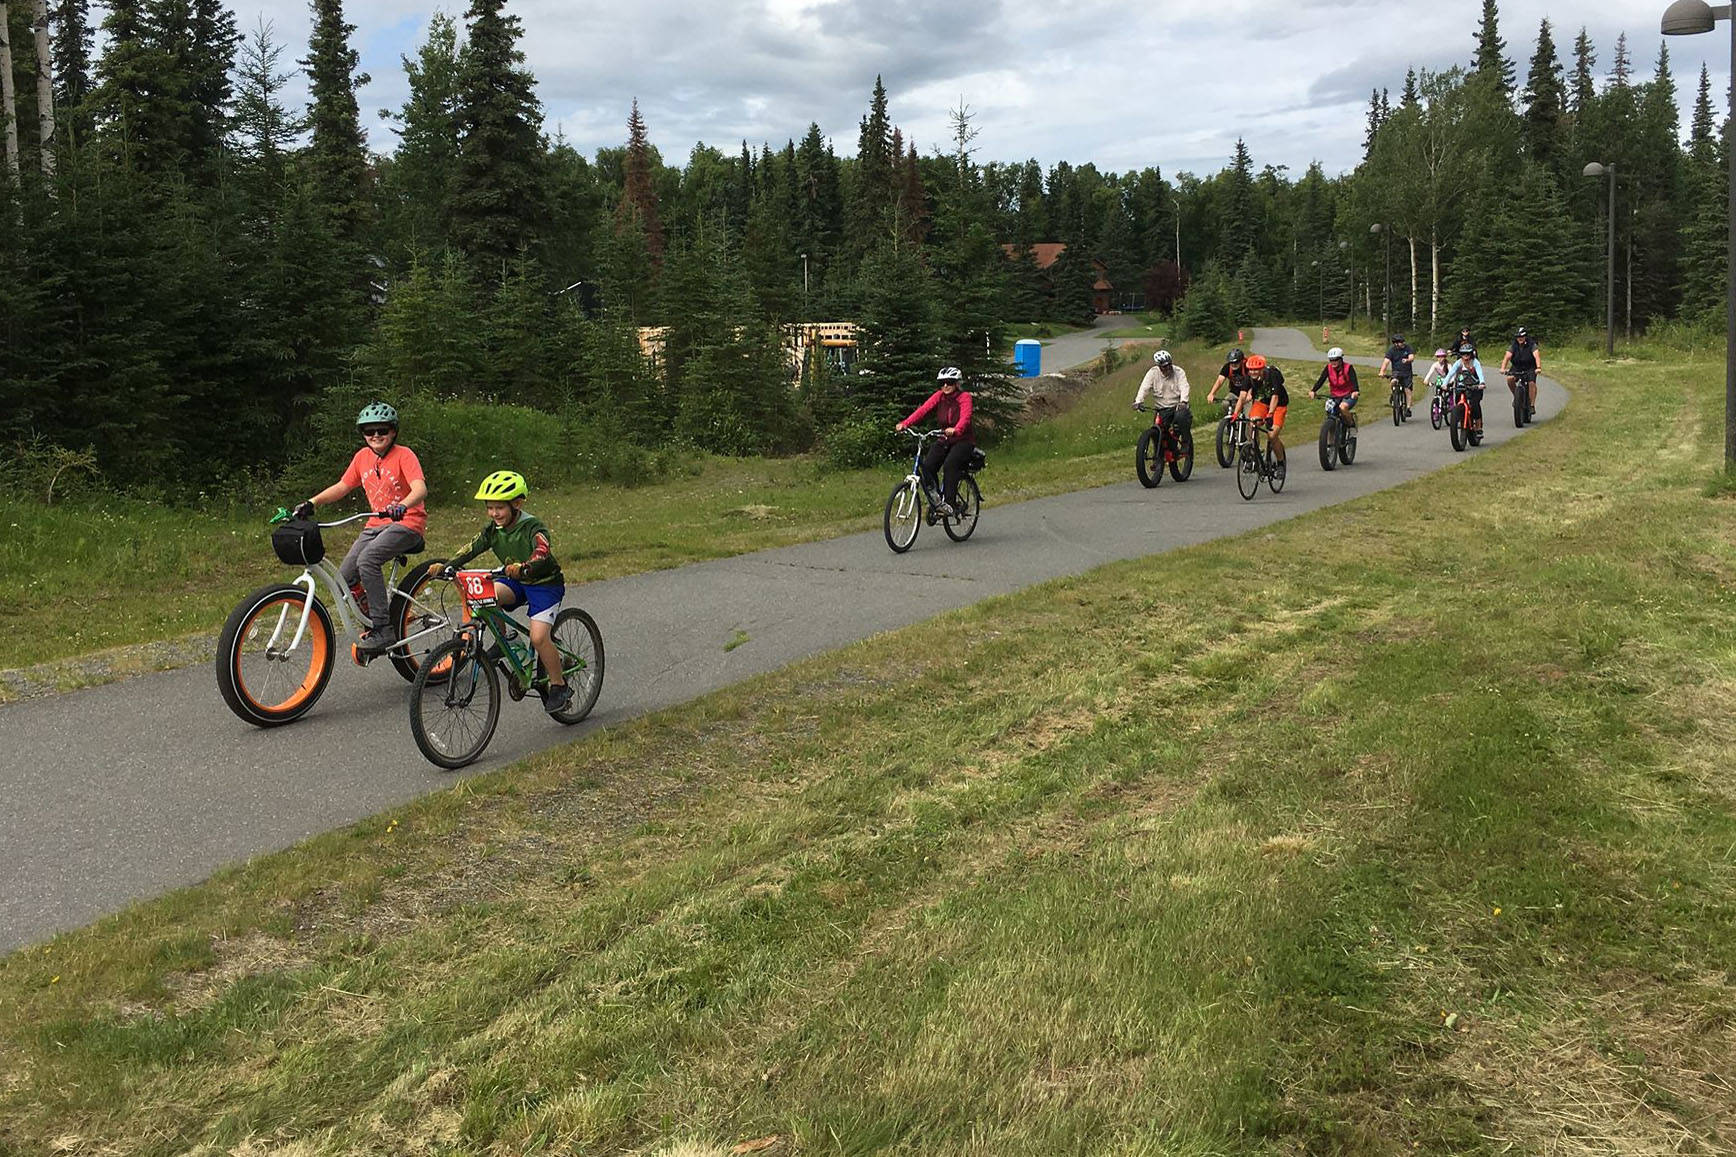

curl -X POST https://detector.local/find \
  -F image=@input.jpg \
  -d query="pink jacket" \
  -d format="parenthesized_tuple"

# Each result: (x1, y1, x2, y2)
(902, 389, 973, 443)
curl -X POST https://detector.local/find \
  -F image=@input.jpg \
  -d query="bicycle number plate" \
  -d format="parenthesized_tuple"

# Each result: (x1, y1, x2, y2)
(457, 570, 498, 606)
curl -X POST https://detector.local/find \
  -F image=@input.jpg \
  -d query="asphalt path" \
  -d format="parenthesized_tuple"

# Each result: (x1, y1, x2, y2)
(1036, 312, 1142, 372)
(0, 329, 1561, 952)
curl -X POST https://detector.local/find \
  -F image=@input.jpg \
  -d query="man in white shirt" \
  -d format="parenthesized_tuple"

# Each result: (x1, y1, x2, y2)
(1132, 349, 1192, 440)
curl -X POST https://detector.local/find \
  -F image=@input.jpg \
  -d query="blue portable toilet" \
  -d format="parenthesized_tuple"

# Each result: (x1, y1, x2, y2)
(1013, 339, 1042, 378)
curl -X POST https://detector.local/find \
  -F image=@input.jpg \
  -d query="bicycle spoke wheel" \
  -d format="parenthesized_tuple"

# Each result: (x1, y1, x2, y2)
(1236, 441, 1261, 500)
(1430, 396, 1443, 430)
(1135, 427, 1163, 488)
(943, 476, 982, 542)
(409, 638, 500, 770)
(1267, 444, 1288, 493)
(216, 584, 336, 727)
(548, 608, 605, 724)
(1169, 431, 1194, 481)
(390, 561, 461, 683)
(884, 480, 921, 553)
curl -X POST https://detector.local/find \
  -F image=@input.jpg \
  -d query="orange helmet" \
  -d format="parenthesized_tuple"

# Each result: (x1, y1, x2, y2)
(1244, 354, 1267, 370)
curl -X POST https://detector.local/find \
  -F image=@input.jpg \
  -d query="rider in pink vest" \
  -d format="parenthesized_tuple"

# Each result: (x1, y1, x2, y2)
(1309, 347, 1360, 425)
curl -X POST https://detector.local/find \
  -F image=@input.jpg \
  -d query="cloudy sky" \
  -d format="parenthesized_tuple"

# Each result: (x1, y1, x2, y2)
(238, 0, 1707, 177)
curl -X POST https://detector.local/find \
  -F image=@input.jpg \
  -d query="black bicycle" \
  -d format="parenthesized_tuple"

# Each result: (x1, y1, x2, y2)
(1234, 418, 1287, 500)
(1134, 405, 1194, 487)
(1387, 375, 1412, 425)
(1214, 400, 1249, 469)
(1508, 367, 1537, 428)
(1314, 394, 1358, 471)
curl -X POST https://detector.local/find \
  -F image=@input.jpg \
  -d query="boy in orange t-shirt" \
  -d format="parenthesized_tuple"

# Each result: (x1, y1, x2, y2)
(295, 402, 428, 653)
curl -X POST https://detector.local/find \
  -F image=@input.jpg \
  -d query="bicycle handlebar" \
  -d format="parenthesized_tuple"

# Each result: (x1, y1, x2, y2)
(269, 507, 391, 529)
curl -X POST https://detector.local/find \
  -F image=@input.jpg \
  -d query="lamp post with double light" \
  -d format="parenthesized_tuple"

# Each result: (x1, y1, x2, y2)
(1370, 223, 1392, 340)
(1661, 0, 1736, 468)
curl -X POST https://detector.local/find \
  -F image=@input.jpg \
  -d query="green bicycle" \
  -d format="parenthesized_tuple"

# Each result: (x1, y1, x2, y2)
(408, 568, 605, 769)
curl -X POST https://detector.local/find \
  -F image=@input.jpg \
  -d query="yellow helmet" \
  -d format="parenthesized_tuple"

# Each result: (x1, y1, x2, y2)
(474, 470, 528, 501)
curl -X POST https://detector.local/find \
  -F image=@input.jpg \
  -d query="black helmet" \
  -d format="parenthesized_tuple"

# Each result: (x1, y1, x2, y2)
(1458, 344, 1477, 357)
(1515, 326, 1528, 337)
(1228, 347, 1244, 362)
(1390, 333, 1405, 343)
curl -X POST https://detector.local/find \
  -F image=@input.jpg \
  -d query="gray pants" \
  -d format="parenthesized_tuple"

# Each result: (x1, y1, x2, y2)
(338, 524, 425, 630)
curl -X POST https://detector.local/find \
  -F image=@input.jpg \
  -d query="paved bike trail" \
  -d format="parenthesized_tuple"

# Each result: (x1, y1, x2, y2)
(0, 329, 1565, 952)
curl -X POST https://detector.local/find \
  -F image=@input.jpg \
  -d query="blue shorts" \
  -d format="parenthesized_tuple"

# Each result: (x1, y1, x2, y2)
(498, 578, 564, 624)
(1328, 393, 1358, 410)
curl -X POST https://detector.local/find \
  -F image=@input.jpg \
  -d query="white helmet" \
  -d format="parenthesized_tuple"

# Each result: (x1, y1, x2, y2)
(1327, 347, 1345, 361)
(936, 366, 963, 383)
(1153, 350, 1173, 367)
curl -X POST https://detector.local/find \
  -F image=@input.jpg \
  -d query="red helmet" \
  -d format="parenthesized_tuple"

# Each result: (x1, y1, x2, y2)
(1244, 354, 1267, 371)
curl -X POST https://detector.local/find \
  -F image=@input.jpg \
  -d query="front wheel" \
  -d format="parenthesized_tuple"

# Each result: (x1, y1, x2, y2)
(1215, 415, 1236, 468)
(547, 608, 605, 724)
(1236, 440, 1262, 500)
(1135, 427, 1163, 488)
(1449, 410, 1467, 452)
(215, 584, 336, 727)
(1169, 430, 1194, 482)
(1392, 391, 1404, 426)
(1318, 419, 1338, 471)
(389, 560, 460, 683)
(1429, 394, 1444, 430)
(943, 475, 983, 542)
(884, 480, 921, 553)
(409, 637, 501, 770)
(1513, 387, 1527, 428)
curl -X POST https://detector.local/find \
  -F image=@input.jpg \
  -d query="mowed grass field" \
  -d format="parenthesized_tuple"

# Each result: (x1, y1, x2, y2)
(0, 341, 1219, 678)
(1, 342, 1732, 1153)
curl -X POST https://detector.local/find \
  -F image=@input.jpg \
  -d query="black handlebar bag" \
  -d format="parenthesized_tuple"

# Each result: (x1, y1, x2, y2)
(271, 519, 326, 566)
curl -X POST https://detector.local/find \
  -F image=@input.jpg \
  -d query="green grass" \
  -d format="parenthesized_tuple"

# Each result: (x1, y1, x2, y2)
(0, 342, 1220, 677)
(3, 341, 1734, 1152)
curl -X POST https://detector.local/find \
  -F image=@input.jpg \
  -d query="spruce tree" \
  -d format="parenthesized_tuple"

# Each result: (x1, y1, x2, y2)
(851, 238, 940, 427)
(1522, 18, 1565, 166)
(1569, 28, 1596, 116)
(382, 11, 460, 255)
(187, 0, 237, 168)
(848, 76, 895, 252)
(1401, 69, 1420, 109)
(50, 0, 90, 121)
(615, 99, 663, 263)
(301, 0, 369, 244)
(1472, 0, 1514, 100)
(450, 0, 547, 271)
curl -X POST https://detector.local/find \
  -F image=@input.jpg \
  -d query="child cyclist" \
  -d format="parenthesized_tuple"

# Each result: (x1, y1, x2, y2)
(439, 471, 572, 714)
(295, 402, 427, 655)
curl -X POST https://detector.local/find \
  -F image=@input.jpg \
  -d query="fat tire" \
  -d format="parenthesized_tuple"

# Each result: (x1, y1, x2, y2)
(942, 476, 982, 542)
(216, 583, 336, 727)
(884, 480, 921, 553)
(548, 608, 605, 724)
(1215, 415, 1236, 469)
(1513, 387, 1527, 428)
(1135, 427, 1163, 488)
(1449, 412, 1467, 452)
(1340, 423, 1357, 465)
(1318, 419, 1338, 471)
(1169, 430, 1194, 482)
(409, 637, 501, 770)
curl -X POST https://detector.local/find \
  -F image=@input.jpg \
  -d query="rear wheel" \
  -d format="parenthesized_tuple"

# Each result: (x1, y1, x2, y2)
(409, 637, 501, 770)
(1318, 419, 1338, 471)
(1215, 415, 1236, 468)
(884, 480, 921, 553)
(1135, 427, 1163, 488)
(547, 608, 605, 724)
(216, 584, 336, 727)
(943, 475, 982, 542)
(1168, 430, 1194, 481)
(1236, 440, 1262, 500)
(1267, 443, 1288, 493)
(389, 560, 460, 683)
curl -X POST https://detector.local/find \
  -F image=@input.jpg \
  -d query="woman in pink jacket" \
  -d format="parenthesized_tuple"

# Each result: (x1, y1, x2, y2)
(896, 366, 975, 516)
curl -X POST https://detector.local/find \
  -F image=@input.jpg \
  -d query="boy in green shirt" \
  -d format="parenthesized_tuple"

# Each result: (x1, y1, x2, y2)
(439, 471, 571, 714)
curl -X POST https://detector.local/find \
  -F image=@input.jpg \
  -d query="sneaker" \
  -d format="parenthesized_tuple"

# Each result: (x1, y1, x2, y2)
(358, 626, 398, 655)
(543, 684, 572, 714)
(935, 501, 956, 518)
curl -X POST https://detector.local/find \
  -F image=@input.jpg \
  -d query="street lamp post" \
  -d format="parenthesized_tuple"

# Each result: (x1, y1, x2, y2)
(1370, 223, 1393, 339)
(800, 252, 810, 316)
(1581, 162, 1617, 359)
(1662, 0, 1736, 469)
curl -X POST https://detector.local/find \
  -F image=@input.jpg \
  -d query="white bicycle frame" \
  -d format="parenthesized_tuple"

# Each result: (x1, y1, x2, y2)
(262, 511, 451, 659)
(892, 429, 946, 522)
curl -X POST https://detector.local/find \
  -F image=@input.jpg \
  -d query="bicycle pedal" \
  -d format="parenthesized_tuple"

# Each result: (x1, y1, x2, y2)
(351, 644, 371, 667)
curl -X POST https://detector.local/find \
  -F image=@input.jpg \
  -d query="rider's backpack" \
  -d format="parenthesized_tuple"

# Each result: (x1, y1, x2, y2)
(272, 518, 326, 566)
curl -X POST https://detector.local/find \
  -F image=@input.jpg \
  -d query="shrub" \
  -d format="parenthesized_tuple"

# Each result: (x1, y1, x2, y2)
(824, 418, 903, 470)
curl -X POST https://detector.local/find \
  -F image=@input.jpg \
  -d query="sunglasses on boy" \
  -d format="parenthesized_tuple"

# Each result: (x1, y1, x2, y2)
(361, 426, 395, 438)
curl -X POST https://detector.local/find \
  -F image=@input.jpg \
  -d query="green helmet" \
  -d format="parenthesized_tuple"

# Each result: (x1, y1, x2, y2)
(475, 470, 528, 501)
(356, 401, 399, 428)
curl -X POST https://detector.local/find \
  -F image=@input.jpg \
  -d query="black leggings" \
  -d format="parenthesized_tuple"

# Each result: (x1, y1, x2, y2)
(1468, 386, 1484, 423)
(920, 440, 975, 504)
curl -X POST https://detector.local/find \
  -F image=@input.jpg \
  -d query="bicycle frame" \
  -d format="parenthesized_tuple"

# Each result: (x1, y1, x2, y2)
(894, 429, 946, 517)
(262, 512, 449, 658)
(451, 571, 565, 694)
